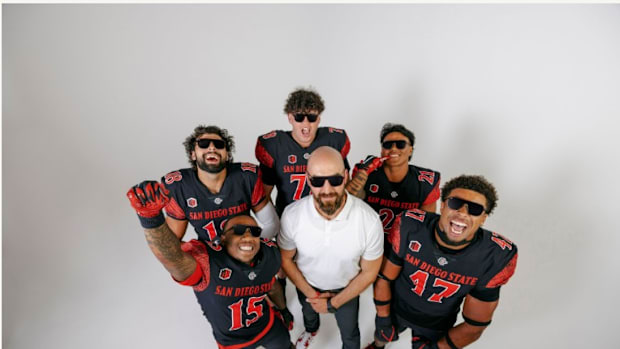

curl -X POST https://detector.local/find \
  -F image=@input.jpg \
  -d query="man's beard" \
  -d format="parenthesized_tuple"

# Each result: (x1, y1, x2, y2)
(196, 156, 227, 173)
(435, 227, 476, 247)
(313, 191, 346, 216)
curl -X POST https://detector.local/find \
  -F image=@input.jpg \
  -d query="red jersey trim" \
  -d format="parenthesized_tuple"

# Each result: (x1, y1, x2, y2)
(341, 135, 351, 158)
(180, 240, 210, 291)
(388, 214, 403, 255)
(486, 253, 518, 288)
(174, 262, 202, 286)
(217, 305, 274, 349)
(423, 180, 441, 206)
(252, 170, 266, 207)
(164, 197, 186, 220)
(255, 140, 275, 168)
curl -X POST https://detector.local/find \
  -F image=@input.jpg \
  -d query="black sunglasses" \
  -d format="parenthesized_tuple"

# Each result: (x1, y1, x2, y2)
(381, 140, 410, 150)
(446, 197, 486, 216)
(196, 138, 226, 150)
(293, 113, 319, 123)
(224, 224, 262, 237)
(307, 174, 345, 187)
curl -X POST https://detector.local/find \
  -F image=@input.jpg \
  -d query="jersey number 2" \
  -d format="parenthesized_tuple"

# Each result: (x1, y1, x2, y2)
(228, 295, 266, 331)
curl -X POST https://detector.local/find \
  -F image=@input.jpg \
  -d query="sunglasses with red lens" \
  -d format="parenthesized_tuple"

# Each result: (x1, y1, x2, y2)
(196, 138, 226, 150)
(293, 113, 319, 123)
(381, 140, 410, 150)
(446, 197, 486, 216)
(307, 174, 345, 187)
(224, 224, 262, 237)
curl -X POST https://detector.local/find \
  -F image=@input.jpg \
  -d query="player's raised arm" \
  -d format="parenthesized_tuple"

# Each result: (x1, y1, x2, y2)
(127, 181, 197, 281)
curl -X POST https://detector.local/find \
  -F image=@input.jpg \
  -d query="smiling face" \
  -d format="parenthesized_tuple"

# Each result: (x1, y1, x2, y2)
(192, 133, 229, 173)
(307, 147, 348, 217)
(380, 131, 413, 167)
(288, 110, 321, 148)
(221, 215, 261, 264)
(437, 188, 488, 249)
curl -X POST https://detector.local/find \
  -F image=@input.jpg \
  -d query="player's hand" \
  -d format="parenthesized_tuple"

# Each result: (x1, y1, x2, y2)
(359, 155, 389, 174)
(275, 307, 294, 331)
(412, 335, 439, 349)
(127, 180, 170, 228)
(374, 315, 399, 343)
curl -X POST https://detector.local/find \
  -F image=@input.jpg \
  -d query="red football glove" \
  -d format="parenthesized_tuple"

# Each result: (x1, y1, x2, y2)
(127, 180, 170, 228)
(359, 155, 390, 174)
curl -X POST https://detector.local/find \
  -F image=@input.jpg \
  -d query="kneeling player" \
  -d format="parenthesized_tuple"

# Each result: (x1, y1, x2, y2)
(127, 181, 294, 349)
(365, 175, 518, 349)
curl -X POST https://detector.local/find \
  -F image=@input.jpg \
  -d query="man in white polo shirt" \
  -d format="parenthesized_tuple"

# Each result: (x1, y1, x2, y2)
(278, 146, 384, 349)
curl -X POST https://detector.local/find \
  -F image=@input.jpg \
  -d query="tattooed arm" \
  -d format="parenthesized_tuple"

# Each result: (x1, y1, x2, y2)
(144, 222, 197, 282)
(127, 181, 197, 281)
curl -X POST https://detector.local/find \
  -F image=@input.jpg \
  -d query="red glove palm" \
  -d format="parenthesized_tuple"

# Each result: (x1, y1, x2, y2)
(127, 181, 170, 228)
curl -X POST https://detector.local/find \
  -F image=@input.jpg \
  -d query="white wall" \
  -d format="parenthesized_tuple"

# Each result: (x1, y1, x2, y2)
(3, 4, 619, 348)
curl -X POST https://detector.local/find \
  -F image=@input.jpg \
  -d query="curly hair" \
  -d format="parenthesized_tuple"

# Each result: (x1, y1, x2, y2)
(283, 88, 325, 114)
(183, 125, 235, 170)
(441, 175, 498, 215)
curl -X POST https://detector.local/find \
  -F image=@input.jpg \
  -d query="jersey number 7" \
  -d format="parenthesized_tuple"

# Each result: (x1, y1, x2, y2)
(290, 174, 307, 201)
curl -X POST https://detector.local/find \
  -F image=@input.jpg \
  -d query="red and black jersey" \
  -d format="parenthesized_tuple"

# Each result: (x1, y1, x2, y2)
(386, 210, 518, 331)
(255, 127, 351, 215)
(180, 239, 281, 348)
(358, 164, 440, 233)
(161, 163, 265, 242)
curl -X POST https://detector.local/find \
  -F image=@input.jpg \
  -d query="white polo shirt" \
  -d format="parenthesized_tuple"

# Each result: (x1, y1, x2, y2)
(278, 194, 384, 290)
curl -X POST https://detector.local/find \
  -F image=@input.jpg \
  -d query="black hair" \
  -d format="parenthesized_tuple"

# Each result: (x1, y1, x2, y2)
(441, 175, 498, 214)
(284, 88, 325, 114)
(183, 125, 235, 170)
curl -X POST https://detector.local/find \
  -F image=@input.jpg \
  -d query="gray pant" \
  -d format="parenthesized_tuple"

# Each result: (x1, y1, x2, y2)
(295, 287, 360, 349)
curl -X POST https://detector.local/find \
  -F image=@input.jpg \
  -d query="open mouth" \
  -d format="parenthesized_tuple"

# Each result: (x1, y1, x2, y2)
(449, 220, 467, 235)
(238, 243, 255, 253)
(301, 127, 310, 137)
(205, 154, 220, 163)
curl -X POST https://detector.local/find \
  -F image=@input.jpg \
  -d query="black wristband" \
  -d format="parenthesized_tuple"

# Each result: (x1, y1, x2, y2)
(462, 314, 492, 327)
(377, 272, 394, 282)
(137, 213, 165, 229)
(445, 332, 459, 349)
(327, 298, 337, 313)
(373, 298, 391, 306)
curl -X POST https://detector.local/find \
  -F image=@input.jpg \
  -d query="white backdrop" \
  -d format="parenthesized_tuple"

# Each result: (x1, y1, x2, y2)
(3, 4, 619, 349)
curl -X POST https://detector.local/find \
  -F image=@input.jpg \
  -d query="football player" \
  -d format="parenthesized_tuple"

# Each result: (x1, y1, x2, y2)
(365, 175, 518, 349)
(255, 88, 351, 216)
(346, 123, 440, 233)
(162, 125, 279, 243)
(127, 182, 294, 349)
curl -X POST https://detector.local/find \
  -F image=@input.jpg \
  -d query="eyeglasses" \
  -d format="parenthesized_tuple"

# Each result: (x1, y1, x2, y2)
(224, 224, 262, 237)
(196, 138, 226, 150)
(307, 174, 345, 187)
(446, 197, 486, 216)
(381, 140, 410, 150)
(293, 113, 319, 123)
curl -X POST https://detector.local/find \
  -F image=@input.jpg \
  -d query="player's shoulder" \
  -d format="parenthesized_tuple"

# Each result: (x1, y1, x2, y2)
(228, 162, 259, 175)
(479, 228, 518, 256)
(161, 168, 195, 188)
(316, 126, 349, 143)
(409, 164, 441, 185)
(257, 129, 287, 143)
(260, 238, 280, 255)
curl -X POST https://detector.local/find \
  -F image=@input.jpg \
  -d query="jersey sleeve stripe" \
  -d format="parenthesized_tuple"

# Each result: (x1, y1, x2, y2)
(341, 134, 351, 158)
(174, 262, 202, 286)
(255, 139, 275, 168)
(252, 170, 266, 207)
(180, 240, 210, 291)
(486, 252, 518, 288)
(164, 197, 186, 220)
(423, 179, 441, 205)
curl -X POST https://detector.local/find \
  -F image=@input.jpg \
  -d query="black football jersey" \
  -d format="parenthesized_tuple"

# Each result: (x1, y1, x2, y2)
(255, 127, 351, 215)
(180, 239, 281, 348)
(162, 163, 265, 242)
(358, 164, 440, 233)
(386, 210, 518, 331)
